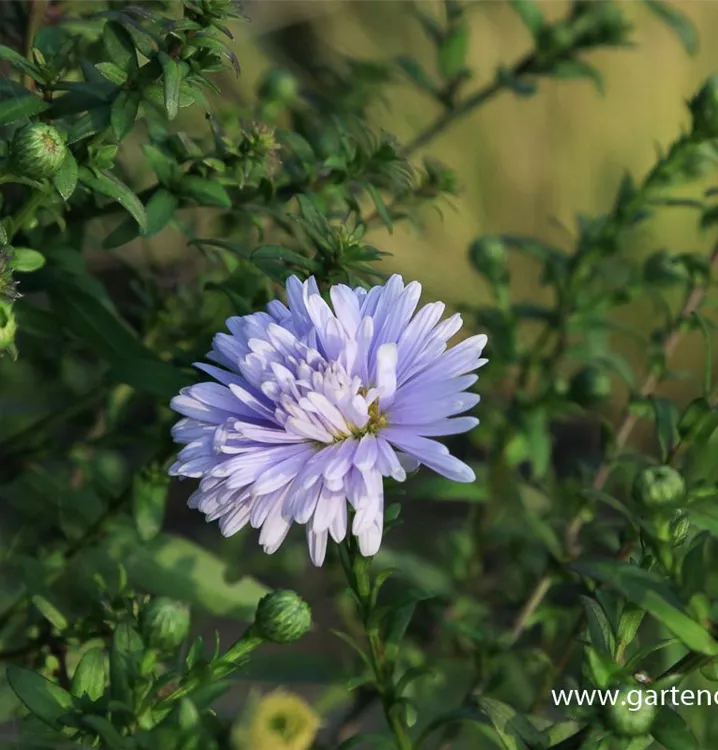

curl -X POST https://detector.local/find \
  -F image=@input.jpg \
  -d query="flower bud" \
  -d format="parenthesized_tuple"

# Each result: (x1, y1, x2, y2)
(604, 683, 658, 737)
(469, 236, 509, 285)
(254, 590, 311, 644)
(0, 300, 18, 352)
(0, 250, 21, 303)
(690, 74, 718, 139)
(643, 251, 690, 286)
(632, 466, 685, 509)
(258, 69, 299, 104)
(568, 366, 612, 407)
(140, 597, 191, 652)
(10, 123, 67, 179)
(243, 690, 320, 750)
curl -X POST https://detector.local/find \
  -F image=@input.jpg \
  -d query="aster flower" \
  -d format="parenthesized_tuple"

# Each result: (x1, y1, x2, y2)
(169, 275, 488, 566)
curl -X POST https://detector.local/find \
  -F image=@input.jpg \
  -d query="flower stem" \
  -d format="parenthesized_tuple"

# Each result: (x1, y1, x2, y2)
(341, 539, 414, 750)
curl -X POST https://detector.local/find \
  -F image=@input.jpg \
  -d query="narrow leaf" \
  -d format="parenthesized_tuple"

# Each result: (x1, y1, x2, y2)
(6, 665, 74, 729)
(0, 95, 49, 126)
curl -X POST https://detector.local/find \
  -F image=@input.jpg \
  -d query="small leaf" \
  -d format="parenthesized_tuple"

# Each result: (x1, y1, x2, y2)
(109, 622, 142, 704)
(365, 184, 393, 232)
(10, 248, 45, 273)
(648, 395, 679, 461)
(437, 23, 470, 80)
(643, 0, 699, 56)
(0, 95, 50, 126)
(6, 665, 74, 729)
(71, 648, 106, 701)
(79, 167, 147, 231)
(132, 469, 167, 542)
(550, 60, 604, 95)
(395, 55, 437, 95)
(180, 176, 231, 208)
(509, 0, 544, 35)
(30, 595, 68, 631)
(145, 188, 178, 236)
(111, 90, 140, 140)
(581, 596, 616, 655)
(159, 51, 182, 121)
(53, 150, 79, 201)
(103, 20, 138, 71)
(497, 65, 536, 97)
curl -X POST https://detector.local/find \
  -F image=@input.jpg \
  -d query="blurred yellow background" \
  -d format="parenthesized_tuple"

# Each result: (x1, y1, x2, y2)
(104, 1, 718, 405)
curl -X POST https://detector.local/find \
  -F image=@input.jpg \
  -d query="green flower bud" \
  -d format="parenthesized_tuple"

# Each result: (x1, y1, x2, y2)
(632, 466, 685, 509)
(258, 69, 299, 104)
(0, 300, 18, 351)
(469, 236, 509, 285)
(568, 366, 612, 407)
(140, 597, 191, 651)
(690, 74, 718, 139)
(643, 251, 690, 286)
(10, 123, 67, 179)
(604, 683, 658, 737)
(254, 590, 311, 644)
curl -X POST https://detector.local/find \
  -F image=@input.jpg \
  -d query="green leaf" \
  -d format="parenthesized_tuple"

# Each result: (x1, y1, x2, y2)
(145, 188, 179, 236)
(109, 622, 142, 704)
(142, 144, 181, 186)
(497, 65, 537, 97)
(10, 248, 45, 273)
(132, 471, 167, 542)
(30, 595, 68, 631)
(478, 697, 538, 750)
(50, 285, 149, 363)
(571, 559, 718, 655)
(180, 176, 231, 208)
(692, 312, 713, 395)
(111, 90, 140, 140)
(82, 715, 129, 749)
(0, 45, 43, 81)
(549, 60, 604, 95)
(437, 23, 470, 80)
(383, 603, 417, 663)
(159, 52, 182, 121)
(6, 665, 74, 729)
(650, 706, 698, 749)
(395, 55, 437, 96)
(581, 596, 616, 655)
(66, 106, 112, 144)
(643, 0, 699, 56)
(365, 184, 393, 232)
(0, 95, 50, 126)
(78, 167, 147, 231)
(107, 357, 193, 398)
(648, 395, 679, 461)
(53, 150, 79, 201)
(71, 648, 106, 701)
(509, 0, 545, 35)
(104, 524, 269, 620)
(102, 218, 140, 250)
(95, 61, 127, 86)
(103, 20, 138, 71)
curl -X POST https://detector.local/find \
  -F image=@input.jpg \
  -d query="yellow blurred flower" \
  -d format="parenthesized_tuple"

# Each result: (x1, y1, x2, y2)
(247, 690, 320, 750)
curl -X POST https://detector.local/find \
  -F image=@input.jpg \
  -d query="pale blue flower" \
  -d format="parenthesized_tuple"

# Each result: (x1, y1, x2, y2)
(169, 275, 488, 566)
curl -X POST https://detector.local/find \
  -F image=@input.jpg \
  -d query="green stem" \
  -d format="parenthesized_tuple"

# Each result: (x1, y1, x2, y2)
(401, 54, 534, 158)
(342, 540, 414, 750)
(9, 189, 46, 242)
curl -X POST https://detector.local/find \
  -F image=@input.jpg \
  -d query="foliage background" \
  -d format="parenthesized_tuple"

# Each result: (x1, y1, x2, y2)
(4, 1, 718, 749)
